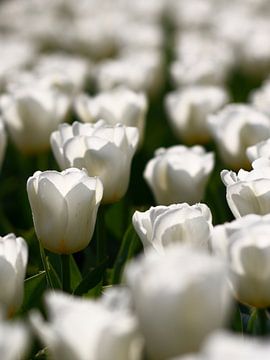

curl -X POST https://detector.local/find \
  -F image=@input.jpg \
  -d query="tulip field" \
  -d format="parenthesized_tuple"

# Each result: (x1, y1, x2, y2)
(2, 0, 270, 359)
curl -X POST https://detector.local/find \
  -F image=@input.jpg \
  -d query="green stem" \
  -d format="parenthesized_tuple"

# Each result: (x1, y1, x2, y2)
(96, 205, 107, 264)
(247, 308, 257, 334)
(39, 243, 54, 289)
(257, 308, 268, 335)
(247, 308, 268, 335)
(61, 255, 71, 293)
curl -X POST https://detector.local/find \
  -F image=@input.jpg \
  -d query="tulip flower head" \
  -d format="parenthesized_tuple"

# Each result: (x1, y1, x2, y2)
(0, 234, 28, 316)
(132, 203, 213, 253)
(125, 245, 232, 360)
(212, 214, 270, 307)
(246, 137, 270, 163)
(165, 85, 228, 144)
(144, 145, 214, 205)
(0, 321, 30, 360)
(221, 157, 270, 218)
(27, 168, 103, 254)
(74, 87, 147, 145)
(170, 331, 270, 360)
(0, 85, 70, 154)
(50, 121, 139, 203)
(30, 291, 143, 360)
(208, 104, 270, 169)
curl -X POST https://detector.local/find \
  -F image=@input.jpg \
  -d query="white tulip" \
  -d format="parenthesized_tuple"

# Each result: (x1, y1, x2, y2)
(170, 58, 229, 87)
(0, 321, 30, 360)
(250, 80, 270, 116)
(246, 138, 270, 163)
(27, 168, 103, 254)
(0, 234, 28, 316)
(74, 87, 147, 145)
(144, 145, 214, 205)
(30, 291, 143, 360)
(35, 53, 91, 94)
(125, 245, 232, 360)
(221, 157, 270, 217)
(165, 86, 228, 144)
(50, 121, 139, 203)
(96, 50, 163, 95)
(171, 331, 270, 360)
(0, 85, 70, 154)
(208, 104, 270, 169)
(132, 203, 212, 253)
(212, 214, 270, 307)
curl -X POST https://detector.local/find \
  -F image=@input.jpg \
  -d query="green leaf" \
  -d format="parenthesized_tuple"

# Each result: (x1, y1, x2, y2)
(73, 258, 108, 296)
(21, 271, 47, 313)
(112, 224, 142, 285)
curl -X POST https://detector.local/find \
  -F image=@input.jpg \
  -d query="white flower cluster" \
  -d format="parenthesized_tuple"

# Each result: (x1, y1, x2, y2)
(0, 0, 270, 359)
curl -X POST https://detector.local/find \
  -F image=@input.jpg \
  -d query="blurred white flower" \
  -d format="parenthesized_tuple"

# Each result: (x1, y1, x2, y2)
(144, 145, 214, 205)
(35, 53, 91, 94)
(165, 85, 228, 144)
(170, 58, 229, 87)
(115, 21, 163, 51)
(125, 245, 232, 360)
(132, 203, 212, 253)
(0, 37, 36, 91)
(30, 291, 143, 360)
(239, 21, 270, 76)
(170, 331, 270, 360)
(250, 80, 270, 116)
(27, 168, 103, 254)
(50, 121, 139, 203)
(221, 157, 270, 217)
(96, 50, 163, 95)
(169, 0, 216, 30)
(0, 85, 70, 154)
(74, 87, 147, 145)
(208, 104, 270, 169)
(0, 234, 28, 316)
(246, 138, 270, 163)
(0, 321, 30, 360)
(212, 214, 270, 307)
(101, 286, 134, 314)
(170, 32, 234, 87)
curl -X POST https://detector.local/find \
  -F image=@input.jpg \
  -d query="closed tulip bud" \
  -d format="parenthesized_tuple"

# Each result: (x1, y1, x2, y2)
(144, 145, 214, 205)
(0, 117, 7, 170)
(74, 87, 147, 145)
(30, 291, 143, 360)
(0, 86, 70, 154)
(125, 245, 232, 360)
(246, 138, 270, 163)
(0, 234, 28, 316)
(50, 121, 139, 204)
(132, 203, 212, 253)
(165, 86, 228, 144)
(27, 168, 103, 254)
(208, 104, 270, 169)
(221, 157, 270, 217)
(212, 214, 270, 307)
